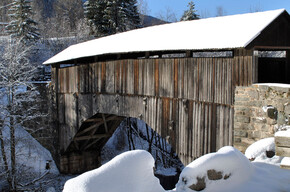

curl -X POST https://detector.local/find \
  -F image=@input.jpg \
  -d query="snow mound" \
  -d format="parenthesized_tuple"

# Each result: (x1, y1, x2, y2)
(245, 137, 283, 165)
(176, 146, 253, 192)
(63, 150, 165, 192)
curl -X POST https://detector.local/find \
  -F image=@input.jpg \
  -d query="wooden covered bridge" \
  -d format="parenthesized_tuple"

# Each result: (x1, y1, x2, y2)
(44, 9, 290, 174)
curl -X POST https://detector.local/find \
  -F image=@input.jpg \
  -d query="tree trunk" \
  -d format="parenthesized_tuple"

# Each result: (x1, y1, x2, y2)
(10, 119, 16, 191)
(0, 126, 12, 190)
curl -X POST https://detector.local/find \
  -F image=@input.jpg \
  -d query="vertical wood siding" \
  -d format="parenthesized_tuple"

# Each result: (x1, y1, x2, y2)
(55, 50, 253, 164)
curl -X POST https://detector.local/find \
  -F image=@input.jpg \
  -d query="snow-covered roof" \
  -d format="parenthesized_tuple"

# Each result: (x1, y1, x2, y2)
(44, 9, 287, 65)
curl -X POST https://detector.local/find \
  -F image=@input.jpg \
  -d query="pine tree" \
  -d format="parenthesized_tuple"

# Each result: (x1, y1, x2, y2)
(84, 0, 108, 36)
(6, 0, 40, 42)
(84, 0, 140, 37)
(180, 1, 199, 21)
(123, 0, 140, 30)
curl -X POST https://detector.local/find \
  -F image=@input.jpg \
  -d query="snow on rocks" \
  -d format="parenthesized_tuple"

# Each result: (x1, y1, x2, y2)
(245, 137, 283, 165)
(175, 146, 290, 192)
(281, 157, 290, 167)
(63, 150, 165, 192)
(275, 128, 290, 137)
(175, 146, 253, 192)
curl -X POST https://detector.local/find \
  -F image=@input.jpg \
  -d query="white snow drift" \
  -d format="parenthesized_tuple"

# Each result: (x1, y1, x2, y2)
(63, 143, 290, 192)
(63, 150, 165, 192)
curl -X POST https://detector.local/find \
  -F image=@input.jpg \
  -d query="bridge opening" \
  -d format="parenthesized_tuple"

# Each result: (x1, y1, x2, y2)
(257, 50, 290, 84)
(101, 117, 183, 190)
(60, 113, 183, 190)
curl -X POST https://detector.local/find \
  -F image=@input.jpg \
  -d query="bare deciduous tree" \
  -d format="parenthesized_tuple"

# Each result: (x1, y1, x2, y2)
(216, 6, 227, 17)
(157, 7, 177, 23)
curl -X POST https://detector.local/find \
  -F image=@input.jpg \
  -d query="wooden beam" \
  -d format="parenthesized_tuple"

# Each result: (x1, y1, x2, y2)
(74, 134, 110, 141)
(102, 114, 109, 133)
(84, 118, 103, 123)
(84, 139, 101, 150)
(254, 46, 290, 50)
(76, 115, 120, 136)
(76, 121, 104, 137)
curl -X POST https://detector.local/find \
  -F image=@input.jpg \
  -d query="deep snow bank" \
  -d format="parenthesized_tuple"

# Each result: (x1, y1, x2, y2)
(63, 150, 165, 192)
(176, 146, 253, 192)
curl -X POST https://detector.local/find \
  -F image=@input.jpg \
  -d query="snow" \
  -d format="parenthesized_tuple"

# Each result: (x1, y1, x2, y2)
(44, 9, 286, 65)
(254, 83, 290, 88)
(0, 126, 59, 175)
(63, 150, 165, 192)
(176, 146, 253, 192)
(281, 157, 290, 167)
(275, 129, 290, 137)
(174, 146, 290, 192)
(245, 137, 283, 165)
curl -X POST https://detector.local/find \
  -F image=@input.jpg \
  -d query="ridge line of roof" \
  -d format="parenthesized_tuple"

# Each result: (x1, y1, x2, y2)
(43, 9, 287, 65)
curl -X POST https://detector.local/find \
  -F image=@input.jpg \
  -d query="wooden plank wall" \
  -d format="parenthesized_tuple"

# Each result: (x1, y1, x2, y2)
(54, 49, 254, 164)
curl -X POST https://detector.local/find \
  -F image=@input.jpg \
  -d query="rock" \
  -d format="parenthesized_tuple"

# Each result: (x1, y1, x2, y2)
(189, 177, 206, 191)
(207, 169, 223, 181)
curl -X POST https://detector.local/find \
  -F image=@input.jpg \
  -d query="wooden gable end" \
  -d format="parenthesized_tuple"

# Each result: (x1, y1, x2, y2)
(247, 11, 290, 49)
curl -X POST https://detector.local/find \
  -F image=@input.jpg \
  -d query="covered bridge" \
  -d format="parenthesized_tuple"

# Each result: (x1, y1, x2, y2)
(44, 9, 290, 173)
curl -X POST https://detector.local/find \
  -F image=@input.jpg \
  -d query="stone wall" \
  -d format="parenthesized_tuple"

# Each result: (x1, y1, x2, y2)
(234, 84, 290, 153)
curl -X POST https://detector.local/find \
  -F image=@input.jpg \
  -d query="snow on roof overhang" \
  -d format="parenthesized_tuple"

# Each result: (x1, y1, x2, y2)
(43, 9, 287, 65)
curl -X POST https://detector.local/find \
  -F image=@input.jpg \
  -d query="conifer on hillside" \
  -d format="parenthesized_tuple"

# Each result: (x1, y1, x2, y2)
(6, 0, 40, 42)
(84, 0, 140, 37)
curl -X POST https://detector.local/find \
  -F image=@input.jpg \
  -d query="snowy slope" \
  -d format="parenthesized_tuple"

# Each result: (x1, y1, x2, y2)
(0, 126, 59, 175)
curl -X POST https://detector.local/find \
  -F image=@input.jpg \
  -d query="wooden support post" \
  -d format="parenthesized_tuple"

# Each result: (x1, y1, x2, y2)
(186, 51, 192, 57)
(286, 50, 290, 83)
(145, 52, 150, 59)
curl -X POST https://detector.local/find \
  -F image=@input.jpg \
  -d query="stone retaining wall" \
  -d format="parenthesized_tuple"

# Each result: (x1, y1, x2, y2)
(234, 84, 290, 153)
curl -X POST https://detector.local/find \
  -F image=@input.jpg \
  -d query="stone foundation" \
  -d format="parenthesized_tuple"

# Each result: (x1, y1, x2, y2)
(234, 84, 290, 153)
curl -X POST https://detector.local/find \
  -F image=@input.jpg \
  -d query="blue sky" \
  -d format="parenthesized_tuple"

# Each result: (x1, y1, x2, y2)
(145, 0, 290, 19)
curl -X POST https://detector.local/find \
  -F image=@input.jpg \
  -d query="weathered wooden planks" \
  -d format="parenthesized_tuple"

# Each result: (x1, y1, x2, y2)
(54, 49, 254, 165)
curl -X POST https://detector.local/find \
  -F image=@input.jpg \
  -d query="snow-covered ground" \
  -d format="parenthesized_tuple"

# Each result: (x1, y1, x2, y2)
(1, 118, 290, 191)
(63, 145, 290, 192)
(64, 138, 290, 192)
